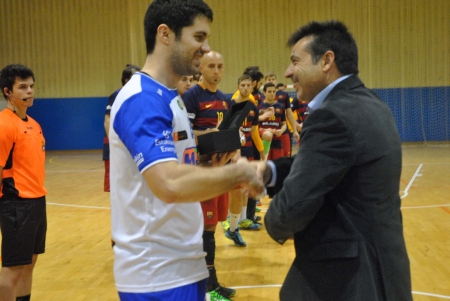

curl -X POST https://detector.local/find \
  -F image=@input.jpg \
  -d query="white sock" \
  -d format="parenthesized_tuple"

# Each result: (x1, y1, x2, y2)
(229, 213, 240, 232)
(240, 206, 247, 222)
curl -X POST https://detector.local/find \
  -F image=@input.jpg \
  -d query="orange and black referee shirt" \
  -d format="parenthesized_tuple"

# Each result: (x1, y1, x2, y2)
(0, 109, 47, 199)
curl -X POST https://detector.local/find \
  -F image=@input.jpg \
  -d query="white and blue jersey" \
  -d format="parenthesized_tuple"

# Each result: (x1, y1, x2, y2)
(109, 72, 208, 293)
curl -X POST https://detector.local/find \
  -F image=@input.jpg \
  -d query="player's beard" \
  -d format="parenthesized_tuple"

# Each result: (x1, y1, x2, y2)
(170, 45, 202, 76)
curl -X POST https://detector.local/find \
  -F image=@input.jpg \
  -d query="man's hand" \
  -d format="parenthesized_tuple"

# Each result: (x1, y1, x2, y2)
(231, 149, 242, 164)
(235, 158, 264, 198)
(275, 129, 283, 137)
(260, 107, 274, 120)
(239, 127, 246, 146)
(296, 122, 303, 132)
(198, 151, 237, 167)
(252, 161, 272, 185)
(293, 130, 300, 141)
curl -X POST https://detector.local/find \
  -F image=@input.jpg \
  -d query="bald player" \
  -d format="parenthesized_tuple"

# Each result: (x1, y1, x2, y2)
(181, 51, 235, 299)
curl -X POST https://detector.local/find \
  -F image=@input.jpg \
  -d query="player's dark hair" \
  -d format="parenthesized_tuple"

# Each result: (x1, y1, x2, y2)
(122, 64, 141, 86)
(276, 83, 284, 89)
(287, 20, 359, 75)
(0, 64, 35, 100)
(144, 0, 213, 55)
(263, 83, 276, 92)
(243, 66, 259, 74)
(237, 74, 252, 85)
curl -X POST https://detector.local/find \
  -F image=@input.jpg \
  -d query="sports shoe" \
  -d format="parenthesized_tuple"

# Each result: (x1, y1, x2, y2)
(256, 199, 262, 206)
(247, 215, 262, 225)
(221, 218, 230, 231)
(238, 218, 262, 230)
(225, 228, 246, 246)
(206, 290, 231, 301)
(255, 207, 261, 212)
(214, 285, 236, 299)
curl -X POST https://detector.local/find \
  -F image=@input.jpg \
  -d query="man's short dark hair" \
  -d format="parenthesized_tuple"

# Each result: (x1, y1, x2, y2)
(263, 83, 276, 92)
(144, 0, 213, 55)
(287, 20, 359, 75)
(244, 68, 264, 84)
(122, 64, 141, 86)
(0, 64, 35, 100)
(237, 74, 252, 85)
(276, 83, 284, 89)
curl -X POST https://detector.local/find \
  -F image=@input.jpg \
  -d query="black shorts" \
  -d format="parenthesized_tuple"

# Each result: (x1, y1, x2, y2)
(0, 196, 47, 267)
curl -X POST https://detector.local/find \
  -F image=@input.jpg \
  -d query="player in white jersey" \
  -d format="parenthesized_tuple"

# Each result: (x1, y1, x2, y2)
(108, 1, 264, 301)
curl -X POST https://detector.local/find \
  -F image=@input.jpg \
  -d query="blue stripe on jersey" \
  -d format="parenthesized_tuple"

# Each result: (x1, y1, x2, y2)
(113, 76, 178, 172)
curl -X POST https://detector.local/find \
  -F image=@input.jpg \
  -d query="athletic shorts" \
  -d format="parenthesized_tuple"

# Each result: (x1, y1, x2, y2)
(268, 148, 284, 161)
(104, 159, 110, 192)
(241, 146, 254, 161)
(280, 133, 291, 157)
(119, 278, 207, 301)
(0, 196, 47, 267)
(201, 193, 229, 225)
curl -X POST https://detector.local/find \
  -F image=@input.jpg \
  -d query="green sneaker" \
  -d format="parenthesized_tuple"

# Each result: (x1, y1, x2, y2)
(207, 290, 231, 301)
(238, 218, 261, 230)
(221, 217, 230, 231)
(255, 207, 261, 212)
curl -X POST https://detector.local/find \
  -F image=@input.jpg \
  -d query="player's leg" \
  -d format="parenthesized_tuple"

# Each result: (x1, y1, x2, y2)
(280, 133, 291, 157)
(202, 195, 235, 299)
(104, 159, 110, 192)
(15, 255, 38, 300)
(225, 190, 246, 247)
(0, 265, 25, 300)
(0, 197, 46, 301)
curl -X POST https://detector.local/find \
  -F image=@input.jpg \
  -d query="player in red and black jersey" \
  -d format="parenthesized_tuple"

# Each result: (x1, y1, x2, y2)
(259, 83, 287, 160)
(265, 72, 299, 157)
(181, 51, 235, 299)
(223, 75, 264, 243)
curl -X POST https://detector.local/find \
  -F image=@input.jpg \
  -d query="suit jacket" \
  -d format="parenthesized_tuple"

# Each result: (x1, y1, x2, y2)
(265, 75, 412, 301)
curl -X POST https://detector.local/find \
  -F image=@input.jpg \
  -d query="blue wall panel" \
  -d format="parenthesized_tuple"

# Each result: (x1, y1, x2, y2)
(25, 87, 448, 151)
(27, 97, 108, 150)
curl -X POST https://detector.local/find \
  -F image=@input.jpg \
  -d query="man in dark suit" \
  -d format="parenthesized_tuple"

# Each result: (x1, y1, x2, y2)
(259, 20, 413, 300)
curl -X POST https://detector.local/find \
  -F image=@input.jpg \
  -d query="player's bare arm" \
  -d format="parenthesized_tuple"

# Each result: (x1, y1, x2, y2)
(276, 122, 287, 137)
(142, 158, 263, 204)
(259, 107, 274, 121)
(286, 107, 300, 141)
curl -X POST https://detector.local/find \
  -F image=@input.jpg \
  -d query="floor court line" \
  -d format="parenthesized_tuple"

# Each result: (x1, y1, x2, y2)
(46, 202, 110, 209)
(229, 285, 450, 299)
(46, 169, 103, 173)
(401, 164, 423, 199)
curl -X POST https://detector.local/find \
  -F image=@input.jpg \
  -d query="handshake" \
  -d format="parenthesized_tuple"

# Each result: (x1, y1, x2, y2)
(198, 151, 270, 198)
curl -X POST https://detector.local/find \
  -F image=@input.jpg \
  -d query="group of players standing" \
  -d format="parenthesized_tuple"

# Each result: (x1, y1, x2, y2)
(174, 51, 308, 299)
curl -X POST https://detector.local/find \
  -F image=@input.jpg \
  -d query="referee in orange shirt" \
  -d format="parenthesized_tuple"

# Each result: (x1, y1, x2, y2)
(0, 64, 47, 301)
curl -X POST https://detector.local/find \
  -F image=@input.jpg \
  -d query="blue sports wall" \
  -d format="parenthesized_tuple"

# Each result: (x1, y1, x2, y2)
(27, 97, 108, 151)
(287, 86, 450, 143)
(26, 87, 449, 151)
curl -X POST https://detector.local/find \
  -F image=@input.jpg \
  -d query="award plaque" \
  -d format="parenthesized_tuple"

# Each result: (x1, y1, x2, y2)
(197, 101, 253, 155)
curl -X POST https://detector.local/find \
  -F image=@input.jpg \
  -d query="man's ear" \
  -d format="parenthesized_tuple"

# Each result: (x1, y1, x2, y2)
(322, 50, 335, 72)
(157, 24, 172, 46)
